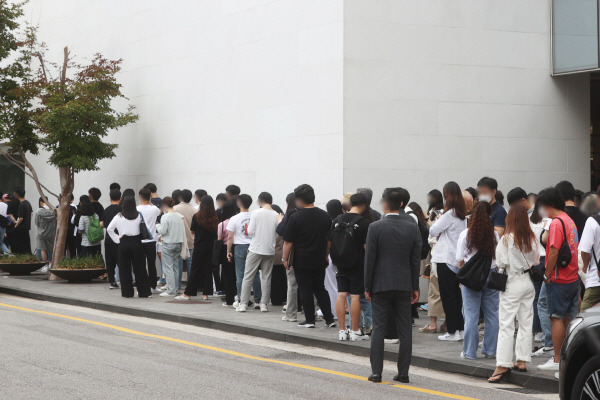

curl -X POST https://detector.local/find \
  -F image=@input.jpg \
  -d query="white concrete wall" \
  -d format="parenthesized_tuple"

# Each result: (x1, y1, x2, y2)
(24, 0, 344, 209)
(343, 0, 591, 207)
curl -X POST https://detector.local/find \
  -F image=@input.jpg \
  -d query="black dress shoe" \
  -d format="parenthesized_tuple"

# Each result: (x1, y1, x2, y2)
(368, 374, 382, 383)
(393, 374, 409, 383)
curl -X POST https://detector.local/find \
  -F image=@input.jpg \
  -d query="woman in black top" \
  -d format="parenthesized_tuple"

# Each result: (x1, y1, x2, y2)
(177, 195, 218, 300)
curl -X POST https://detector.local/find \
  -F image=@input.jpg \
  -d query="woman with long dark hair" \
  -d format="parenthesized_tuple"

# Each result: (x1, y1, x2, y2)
(218, 199, 238, 306)
(427, 189, 444, 220)
(77, 195, 102, 257)
(107, 196, 152, 298)
(489, 204, 539, 383)
(429, 182, 467, 341)
(176, 195, 218, 300)
(456, 202, 499, 360)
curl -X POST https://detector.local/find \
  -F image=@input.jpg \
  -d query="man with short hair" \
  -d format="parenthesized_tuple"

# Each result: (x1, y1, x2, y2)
(193, 189, 208, 211)
(34, 197, 56, 272)
(556, 181, 587, 237)
(174, 189, 196, 289)
(236, 192, 278, 312)
(225, 185, 241, 200)
(227, 194, 261, 308)
(536, 187, 580, 371)
(10, 188, 32, 254)
(577, 189, 600, 311)
(215, 193, 227, 210)
(137, 187, 161, 293)
(144, 183, 162, 207)
(88, 187, 104, 219)
(283, 184, 336, 328)
(101, 189, 122, 289)
(109, 182, 121, 191)
(330, 192, 371, 341)
(357, 187, 381, 221)
(477, 177, 507, 237)
(365, 187, 421, 384)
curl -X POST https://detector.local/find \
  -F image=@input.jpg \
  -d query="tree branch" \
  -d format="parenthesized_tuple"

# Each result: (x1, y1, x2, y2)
(36, 52, 48, 82)
(60, 46, 68, 85)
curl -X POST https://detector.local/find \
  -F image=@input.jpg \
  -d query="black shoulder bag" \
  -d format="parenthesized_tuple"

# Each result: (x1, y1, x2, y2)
(456, 251, 492, 292)
(555, 217, 572, 268)
(138, 212, 152, 241)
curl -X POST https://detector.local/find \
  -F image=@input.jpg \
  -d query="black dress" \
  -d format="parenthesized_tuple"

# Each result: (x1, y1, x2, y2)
(184, 218, 217, 296)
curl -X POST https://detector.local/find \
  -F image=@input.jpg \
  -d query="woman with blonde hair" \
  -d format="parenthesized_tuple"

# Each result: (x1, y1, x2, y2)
(489, 204, 540, 383)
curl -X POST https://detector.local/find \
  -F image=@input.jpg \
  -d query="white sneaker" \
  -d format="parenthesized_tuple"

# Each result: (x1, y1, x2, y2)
(534, 332, 544, 343)
(384, 338, 399, 344)
(438, 332, 463, 342)
(160, 286, 168, 291)
(151, 288, 161, 294)
(40, 264, 49, 273)
(232, 301, 240, 308)
(350, 330, 369, 341)
(236, 304, 247, 312)
(459, 330, 465, 339)
(159, 292, 174, 297)
(555, 372, 560, 380)
(174, 295, 189, 301)
(339, 330, 349, 341)
(537, 358, 560, 371)
(532, 346, 554, 357)
(282, 315, 297, 322)
(260, 304, 268, 312)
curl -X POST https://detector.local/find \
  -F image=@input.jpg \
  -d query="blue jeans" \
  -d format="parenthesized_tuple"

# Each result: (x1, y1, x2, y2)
(178, 248, 193, 290)
(0, 226, 9, 254)
(461, 272, 499, 359)
(234, 244, 261, 302)
(346, 294, 373, 329)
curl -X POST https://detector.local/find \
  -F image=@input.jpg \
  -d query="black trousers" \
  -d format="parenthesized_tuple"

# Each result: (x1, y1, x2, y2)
(371, 290, 412, 375)
(104, 239, 119, 284)
(185, 242, 213, 296)
(220, 249, 237, 305)
(11, 227, 31, 254)
(66, 235, 78, 258)
(118, 235, 151, 298)
(211, 263, 223, 292)
(294, 267, 333, 324)
(270, 264, 288, 305)
(141, 241, 158, 289)
(81, 244, 102, 257)
(437, 262, 464, 334)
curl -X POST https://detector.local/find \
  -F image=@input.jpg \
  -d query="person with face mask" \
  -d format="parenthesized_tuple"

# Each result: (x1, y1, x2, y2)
(477, 177, 507, 237)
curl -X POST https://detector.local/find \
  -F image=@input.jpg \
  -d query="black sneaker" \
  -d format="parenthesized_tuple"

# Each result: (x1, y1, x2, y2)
(325, 320, 337, 328)
(298, 321, 315, 328)
(109, 282, 119, 289)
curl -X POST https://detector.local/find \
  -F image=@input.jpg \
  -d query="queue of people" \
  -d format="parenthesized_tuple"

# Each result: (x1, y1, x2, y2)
(2, 176, 600, 385)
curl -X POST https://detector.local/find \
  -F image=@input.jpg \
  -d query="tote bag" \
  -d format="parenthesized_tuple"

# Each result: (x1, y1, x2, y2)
(456, 251, 492, 292)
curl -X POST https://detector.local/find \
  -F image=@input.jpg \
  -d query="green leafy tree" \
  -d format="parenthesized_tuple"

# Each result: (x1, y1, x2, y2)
(0, 1, 138, 269)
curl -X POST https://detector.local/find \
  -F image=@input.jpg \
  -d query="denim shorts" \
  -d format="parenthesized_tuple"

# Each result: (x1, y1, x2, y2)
(546, 279, 580, 319)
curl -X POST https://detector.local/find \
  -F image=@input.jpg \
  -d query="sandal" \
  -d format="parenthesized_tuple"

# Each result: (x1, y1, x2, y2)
(511, 363, 527, 372)
(418, 325, 437, 333)
(488, 369, 510, 384)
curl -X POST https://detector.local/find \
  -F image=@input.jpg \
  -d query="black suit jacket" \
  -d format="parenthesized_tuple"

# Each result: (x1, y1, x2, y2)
(364, 211, 421, 294)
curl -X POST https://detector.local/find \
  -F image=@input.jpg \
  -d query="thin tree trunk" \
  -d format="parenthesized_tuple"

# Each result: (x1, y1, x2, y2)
(49, 166, 73, 280)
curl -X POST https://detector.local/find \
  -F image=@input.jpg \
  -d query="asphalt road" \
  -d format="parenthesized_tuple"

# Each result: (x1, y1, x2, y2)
(0, 294, 558, 400)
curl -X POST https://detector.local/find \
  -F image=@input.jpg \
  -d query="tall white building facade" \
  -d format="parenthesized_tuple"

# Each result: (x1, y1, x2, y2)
(19, 0, 591, 208)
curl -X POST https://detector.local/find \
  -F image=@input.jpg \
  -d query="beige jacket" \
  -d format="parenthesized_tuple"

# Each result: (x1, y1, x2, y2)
(174, 202, 196, 248)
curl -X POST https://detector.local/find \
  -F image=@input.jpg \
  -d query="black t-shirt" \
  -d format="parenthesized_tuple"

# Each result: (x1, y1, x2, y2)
(101, 204, 123, 241)
(283, 207, 331, 269)
(565, 205, 587, 238)
(91, 202, 104, 220)
(190, 217, 217, 247)
(17, 200, 32, 230)
(150, 197, 162, 208)
(7, 198, 19, 218)
(329, 213, 371, 269)
(490, 201, 507, 228)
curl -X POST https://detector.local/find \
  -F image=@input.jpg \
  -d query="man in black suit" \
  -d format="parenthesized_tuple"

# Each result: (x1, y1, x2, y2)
(365, 187, 421, 384)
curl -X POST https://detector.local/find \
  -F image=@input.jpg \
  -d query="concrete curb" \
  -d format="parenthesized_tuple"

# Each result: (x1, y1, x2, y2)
(0, 285, 558, 393)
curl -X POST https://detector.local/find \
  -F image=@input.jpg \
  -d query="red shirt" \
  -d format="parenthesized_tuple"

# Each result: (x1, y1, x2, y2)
(546, 212, 579, 283)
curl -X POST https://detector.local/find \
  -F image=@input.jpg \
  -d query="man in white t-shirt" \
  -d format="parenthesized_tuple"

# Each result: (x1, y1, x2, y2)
(579, 196, 600, 311)
(226, 194, 261, 308)
(0, 195, 9, 254)
(137, 187, 162, 293)
(236, 192, 279, 312)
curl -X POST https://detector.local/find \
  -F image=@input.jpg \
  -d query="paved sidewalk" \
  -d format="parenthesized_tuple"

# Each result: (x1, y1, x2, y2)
(0, 273, 559, 393)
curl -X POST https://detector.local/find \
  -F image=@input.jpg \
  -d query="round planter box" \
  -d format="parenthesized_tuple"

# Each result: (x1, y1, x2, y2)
(0, 262, 46, 276)
(50, 268, 107, 283)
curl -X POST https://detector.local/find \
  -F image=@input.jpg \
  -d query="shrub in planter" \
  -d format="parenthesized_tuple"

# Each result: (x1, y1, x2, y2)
(51, 255, 106, 282)
(0, 254, 47, 275)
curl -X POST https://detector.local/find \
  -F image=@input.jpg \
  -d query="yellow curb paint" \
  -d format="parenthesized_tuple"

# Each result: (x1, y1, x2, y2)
(0, 301, 479, 400)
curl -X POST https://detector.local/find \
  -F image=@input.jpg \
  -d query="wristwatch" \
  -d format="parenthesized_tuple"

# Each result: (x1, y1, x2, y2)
(544, 274, 550, 281)
(282, 258, 287, 263)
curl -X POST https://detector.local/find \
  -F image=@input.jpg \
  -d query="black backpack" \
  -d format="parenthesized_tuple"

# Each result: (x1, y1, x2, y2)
(407, 211, 431, 260)
(555, 217, 572, 268)
(330, 215, 363, 269)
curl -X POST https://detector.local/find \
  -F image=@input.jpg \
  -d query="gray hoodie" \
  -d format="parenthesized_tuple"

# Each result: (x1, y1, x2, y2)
(35, 207, 57, 240)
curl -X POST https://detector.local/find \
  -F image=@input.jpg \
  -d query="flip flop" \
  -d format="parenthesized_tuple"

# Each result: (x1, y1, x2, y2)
(488, 369, 511, 384)
(511, 363, 527, 372)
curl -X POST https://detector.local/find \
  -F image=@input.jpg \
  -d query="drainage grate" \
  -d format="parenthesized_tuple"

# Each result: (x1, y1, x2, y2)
(498, 387, 546, 395)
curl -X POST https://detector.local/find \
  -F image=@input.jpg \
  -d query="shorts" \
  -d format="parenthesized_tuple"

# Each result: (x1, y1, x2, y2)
(336, 270, 364, 295)
(546, 279, 580, 319)
(581, 286, 600, 312)
(37, 237, 54, 251)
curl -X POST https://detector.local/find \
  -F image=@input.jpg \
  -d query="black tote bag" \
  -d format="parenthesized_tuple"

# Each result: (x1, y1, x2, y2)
(456, 251, 492, 292)
(488, 268, 508, 291)
(212, 220, 224, 266)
